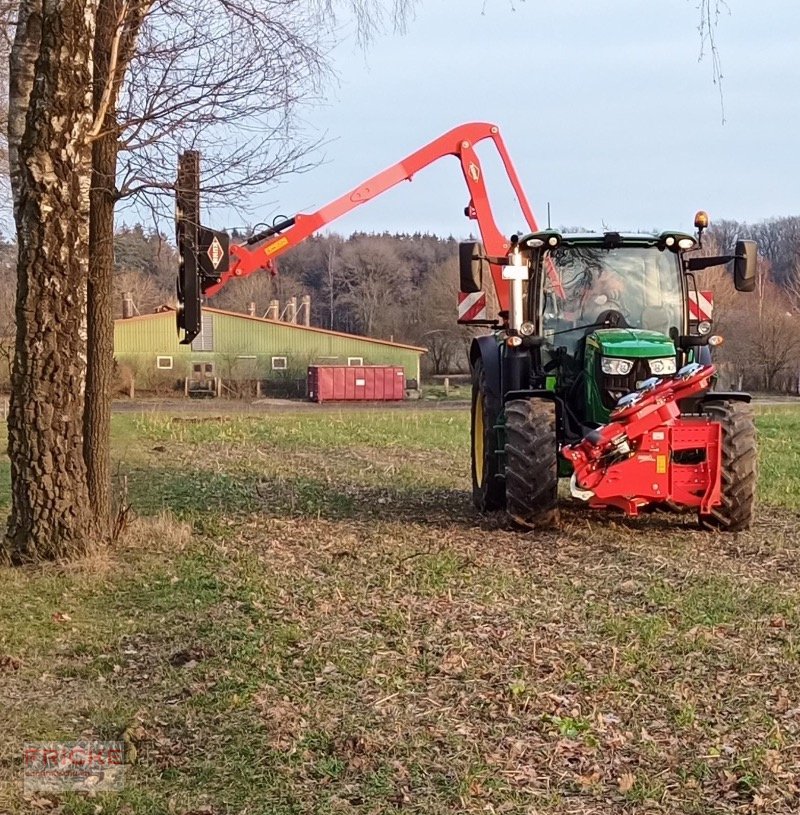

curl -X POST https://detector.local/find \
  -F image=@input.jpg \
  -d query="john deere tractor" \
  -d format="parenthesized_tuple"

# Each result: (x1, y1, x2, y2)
(465, 218, 759, 531)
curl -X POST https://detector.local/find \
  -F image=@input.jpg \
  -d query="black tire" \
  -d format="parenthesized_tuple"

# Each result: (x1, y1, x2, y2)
(699, 400, 757, 531)
(505, 398, 559, 528)
(471, 359, 505, 512)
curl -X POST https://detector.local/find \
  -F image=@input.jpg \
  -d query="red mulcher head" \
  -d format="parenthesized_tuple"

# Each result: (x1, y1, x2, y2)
(175, 151, 230, 344)
(562, 364, 722, 517)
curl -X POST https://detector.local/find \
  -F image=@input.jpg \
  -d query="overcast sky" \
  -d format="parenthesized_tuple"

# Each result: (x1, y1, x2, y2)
(217, 0, 799, 240)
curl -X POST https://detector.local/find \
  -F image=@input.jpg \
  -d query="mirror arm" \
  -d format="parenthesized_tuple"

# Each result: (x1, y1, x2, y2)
(685, 254, 734, 272)
(677, 334, 709, 347)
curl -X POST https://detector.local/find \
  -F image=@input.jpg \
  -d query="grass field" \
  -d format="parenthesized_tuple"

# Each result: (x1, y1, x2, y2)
(0, 405, 799, 814)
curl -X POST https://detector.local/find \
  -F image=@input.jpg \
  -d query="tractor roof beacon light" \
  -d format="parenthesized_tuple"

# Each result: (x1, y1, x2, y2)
(695, 210, 709, 246)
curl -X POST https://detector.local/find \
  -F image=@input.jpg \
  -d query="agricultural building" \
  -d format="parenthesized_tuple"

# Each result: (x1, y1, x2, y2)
(114, 307, 425, 396)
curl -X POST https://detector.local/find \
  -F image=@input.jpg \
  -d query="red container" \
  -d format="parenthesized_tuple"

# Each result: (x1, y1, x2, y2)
(307, 365, 406, 403)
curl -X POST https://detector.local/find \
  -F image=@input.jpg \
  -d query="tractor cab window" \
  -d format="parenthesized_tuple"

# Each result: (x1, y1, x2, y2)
(540, 245, 683, 355)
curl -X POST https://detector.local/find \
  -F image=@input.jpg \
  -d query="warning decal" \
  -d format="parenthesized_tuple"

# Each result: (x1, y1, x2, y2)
(207, 236, 224, 269)
(458, 291, 487, 322)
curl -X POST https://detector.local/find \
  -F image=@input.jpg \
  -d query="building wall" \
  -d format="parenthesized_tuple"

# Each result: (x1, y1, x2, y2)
(114, 311, 422, 385)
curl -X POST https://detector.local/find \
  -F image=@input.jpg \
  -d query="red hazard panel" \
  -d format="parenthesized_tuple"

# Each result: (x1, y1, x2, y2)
(688, 290, 714, 322)
(458, 291, 487, 322)
(307, 366, 406, 403)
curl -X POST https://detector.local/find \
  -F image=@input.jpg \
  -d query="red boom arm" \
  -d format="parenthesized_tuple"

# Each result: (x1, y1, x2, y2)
(203, 122, 539, 312)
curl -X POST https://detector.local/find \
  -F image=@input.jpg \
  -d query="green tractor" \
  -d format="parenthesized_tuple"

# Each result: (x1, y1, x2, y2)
(465, 217, 759, 530)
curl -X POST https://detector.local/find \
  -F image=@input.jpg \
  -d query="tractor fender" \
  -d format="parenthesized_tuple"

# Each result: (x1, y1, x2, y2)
(470, 335, 502, 399)
(698, 391, 752, 406)
(681, 390, 752, 416)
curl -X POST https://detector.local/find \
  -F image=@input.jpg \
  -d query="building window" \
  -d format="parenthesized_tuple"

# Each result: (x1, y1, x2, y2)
(271, 356, 288, 370)
(236, 355, 256, 361)
(156, 356, 173, 370)
(347, 357, 363, 366)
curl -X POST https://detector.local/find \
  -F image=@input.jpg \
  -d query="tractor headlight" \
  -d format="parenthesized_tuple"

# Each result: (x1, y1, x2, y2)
(601, 357, 634, 376)
(649, 357, 677, 375)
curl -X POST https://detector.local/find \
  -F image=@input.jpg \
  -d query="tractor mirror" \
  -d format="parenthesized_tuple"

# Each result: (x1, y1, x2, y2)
(733, 240, 757, 293)
(459, 241, 488, 293)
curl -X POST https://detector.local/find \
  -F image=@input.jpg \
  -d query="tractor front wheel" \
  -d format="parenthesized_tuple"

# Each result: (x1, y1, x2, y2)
(471, 359, 505, 512)
(504, 398, 559, 528)
(700, 400, 757, 531)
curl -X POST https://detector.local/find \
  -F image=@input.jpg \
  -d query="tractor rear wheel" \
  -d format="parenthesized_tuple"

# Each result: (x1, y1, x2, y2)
(471, 359, 505, 512)
(699, 400, 757, 531)
(504, 398, 559, 528)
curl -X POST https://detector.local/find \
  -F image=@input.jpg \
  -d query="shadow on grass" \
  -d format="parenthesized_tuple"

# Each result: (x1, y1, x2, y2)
(126, 465, 478, 529)
(126, 464, 800, 541)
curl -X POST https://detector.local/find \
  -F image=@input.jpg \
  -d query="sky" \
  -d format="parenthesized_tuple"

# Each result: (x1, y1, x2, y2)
(211, 0, 800, 241)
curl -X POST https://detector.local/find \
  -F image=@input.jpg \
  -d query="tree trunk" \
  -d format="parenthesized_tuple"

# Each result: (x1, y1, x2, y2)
(85, 132, 117, 535)
(4, 0, 97, 563)
(7, 0, 42, 220)
(84, 0, 122, 537)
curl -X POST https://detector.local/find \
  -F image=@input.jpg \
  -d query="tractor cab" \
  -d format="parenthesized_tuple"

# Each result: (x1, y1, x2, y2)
(530, 233, 691, 425)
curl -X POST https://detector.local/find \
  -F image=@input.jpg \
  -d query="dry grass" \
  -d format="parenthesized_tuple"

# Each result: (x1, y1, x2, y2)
(0, 408, 799, 814)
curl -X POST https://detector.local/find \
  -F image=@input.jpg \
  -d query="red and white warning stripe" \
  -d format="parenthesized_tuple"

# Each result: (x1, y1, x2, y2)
(458, 291, 487, 322)
(688, 290, 714, 322)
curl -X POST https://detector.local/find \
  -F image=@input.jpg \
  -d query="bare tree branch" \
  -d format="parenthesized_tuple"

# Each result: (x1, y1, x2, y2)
(697, 0, 728, 123)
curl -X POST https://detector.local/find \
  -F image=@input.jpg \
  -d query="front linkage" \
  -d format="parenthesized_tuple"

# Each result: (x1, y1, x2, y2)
(563, 364, 723, 519)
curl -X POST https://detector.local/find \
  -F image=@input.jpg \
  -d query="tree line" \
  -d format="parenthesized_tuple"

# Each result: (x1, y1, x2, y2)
(5, 214, 798, 393)
(704, 219, 800, 393)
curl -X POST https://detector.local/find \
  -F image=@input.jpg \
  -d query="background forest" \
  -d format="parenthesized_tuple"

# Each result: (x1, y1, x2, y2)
(1, 215, 799, 389)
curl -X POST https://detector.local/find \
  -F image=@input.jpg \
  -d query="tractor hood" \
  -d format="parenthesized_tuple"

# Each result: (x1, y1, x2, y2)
(587, 328, 676, 358)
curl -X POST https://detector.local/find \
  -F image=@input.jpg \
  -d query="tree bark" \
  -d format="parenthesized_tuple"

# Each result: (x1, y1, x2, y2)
(84, 0, 122, 536)
(84, 0, 150, 535)
(7, 0, 41, 220)
(4, 0, 97, 563)
(85, 133, 117, 535)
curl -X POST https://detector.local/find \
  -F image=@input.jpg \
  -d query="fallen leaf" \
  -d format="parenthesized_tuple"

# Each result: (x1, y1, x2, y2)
(0, 654, 21, 671)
